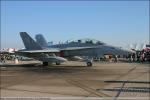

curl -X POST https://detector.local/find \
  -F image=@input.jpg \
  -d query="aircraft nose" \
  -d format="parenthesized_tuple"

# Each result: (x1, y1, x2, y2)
(121, 49, 133, 55)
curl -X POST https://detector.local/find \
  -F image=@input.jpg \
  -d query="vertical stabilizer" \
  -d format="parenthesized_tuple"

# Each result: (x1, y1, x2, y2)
(20, 32, 42, 50)
(35, 34, 48, 47)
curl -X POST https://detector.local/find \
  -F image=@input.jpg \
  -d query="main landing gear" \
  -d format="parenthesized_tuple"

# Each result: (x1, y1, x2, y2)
(43, 62, 48, 66)
(42, 61, 61, 66)
(56, 61, 61, 65)
(87, 62, 92, 67)
(86, 58, 93, 67)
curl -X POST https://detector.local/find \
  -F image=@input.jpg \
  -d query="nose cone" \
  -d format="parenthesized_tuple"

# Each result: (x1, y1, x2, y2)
(109, 46, 134, 55)
(118, 48, 135, 55)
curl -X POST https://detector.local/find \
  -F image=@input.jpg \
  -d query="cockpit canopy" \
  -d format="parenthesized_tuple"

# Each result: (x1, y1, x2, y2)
(69, 38, 105, 45)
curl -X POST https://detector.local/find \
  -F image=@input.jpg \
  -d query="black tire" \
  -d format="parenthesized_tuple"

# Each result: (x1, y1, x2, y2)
(87, 62, 92, 67)
(56, 61, 60, 65)
(43, 62, 48, 66)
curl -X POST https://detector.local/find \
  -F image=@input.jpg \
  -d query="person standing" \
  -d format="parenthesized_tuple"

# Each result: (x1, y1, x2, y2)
(114, 55, 118, 62)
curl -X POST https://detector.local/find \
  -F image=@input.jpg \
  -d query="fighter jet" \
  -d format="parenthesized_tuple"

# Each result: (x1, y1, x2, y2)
(35, 34, 133, 60)
(17, 32, 132, 66)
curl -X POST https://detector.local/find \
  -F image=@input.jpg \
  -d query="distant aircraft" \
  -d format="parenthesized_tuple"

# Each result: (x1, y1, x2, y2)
(17, 32, 132, 66)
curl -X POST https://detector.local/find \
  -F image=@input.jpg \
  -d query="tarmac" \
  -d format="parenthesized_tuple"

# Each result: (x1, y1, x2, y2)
(0, 60, 150, 100)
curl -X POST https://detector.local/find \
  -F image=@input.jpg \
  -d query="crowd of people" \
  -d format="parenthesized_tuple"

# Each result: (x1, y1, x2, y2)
(0, 54, 15, 63)
(127, 47, 150, 63)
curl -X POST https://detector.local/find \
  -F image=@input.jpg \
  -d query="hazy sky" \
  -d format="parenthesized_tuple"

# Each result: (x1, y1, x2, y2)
(1, 1, 149, 49)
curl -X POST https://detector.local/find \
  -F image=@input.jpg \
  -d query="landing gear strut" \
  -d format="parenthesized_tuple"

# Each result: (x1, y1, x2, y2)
(86, 58, 93, 67)
(56, 61, 61, 65)
(43, 62, 48, 66)
(87, 62, 92, 67)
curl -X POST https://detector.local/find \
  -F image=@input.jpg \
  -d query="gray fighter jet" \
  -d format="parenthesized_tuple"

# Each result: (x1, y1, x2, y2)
(35, 34, 133, 60)
(17, 32, 132, 66)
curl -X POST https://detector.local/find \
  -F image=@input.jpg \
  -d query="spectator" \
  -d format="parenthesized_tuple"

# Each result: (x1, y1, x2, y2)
(114, 55, 118, 62)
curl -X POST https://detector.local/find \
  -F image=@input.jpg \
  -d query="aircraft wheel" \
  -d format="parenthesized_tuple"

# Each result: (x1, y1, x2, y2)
(87, 62, 92, 67)
(43, 62, 48, 66)
(56, 61, 60, 65)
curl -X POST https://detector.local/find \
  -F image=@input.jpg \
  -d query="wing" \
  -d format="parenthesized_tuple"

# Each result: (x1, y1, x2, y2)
(16, 49, 60, 59)
(16, 49, 67, 62)
(17, 49, 60, 53)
